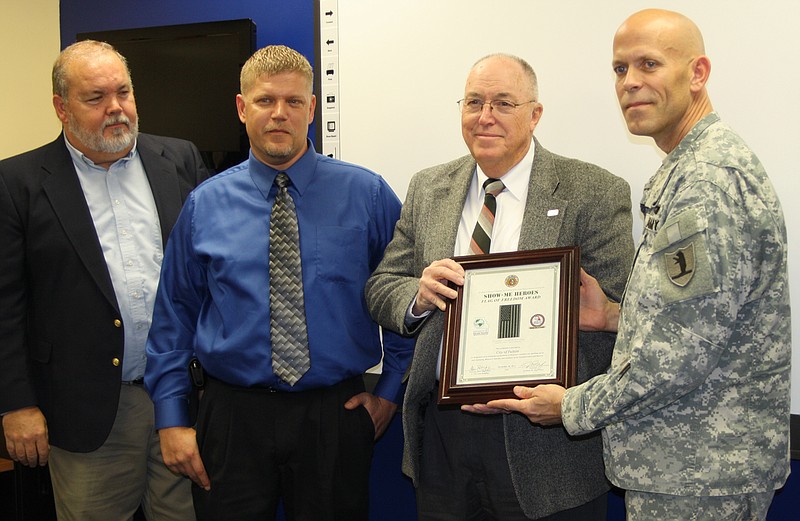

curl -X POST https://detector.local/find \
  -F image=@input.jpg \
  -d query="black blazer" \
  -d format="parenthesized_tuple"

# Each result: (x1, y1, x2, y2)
(0, 133, 209, 452)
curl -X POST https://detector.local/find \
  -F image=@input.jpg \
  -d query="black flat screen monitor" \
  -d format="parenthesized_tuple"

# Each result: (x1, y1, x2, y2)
(78, 19, 256, 172)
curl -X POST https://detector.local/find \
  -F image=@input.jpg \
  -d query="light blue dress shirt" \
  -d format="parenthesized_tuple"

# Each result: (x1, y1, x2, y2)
(66, 137, 162, 381)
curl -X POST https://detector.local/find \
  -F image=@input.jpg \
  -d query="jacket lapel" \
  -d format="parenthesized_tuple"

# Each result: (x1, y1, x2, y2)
(424, 143, 569, 256)
(424, 156, 475, 262)
(40, 138, 118, 309)
(518, 139, 566, 251)
(137, 136, 183, 244)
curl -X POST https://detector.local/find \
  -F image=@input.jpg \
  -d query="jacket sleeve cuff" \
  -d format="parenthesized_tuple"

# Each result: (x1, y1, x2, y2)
(561, 385, 594, 436)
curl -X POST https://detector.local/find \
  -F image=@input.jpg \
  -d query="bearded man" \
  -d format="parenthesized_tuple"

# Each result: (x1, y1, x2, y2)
(0, 39, 209, 521)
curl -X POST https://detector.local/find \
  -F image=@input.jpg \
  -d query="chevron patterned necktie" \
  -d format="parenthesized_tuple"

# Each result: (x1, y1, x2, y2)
(269, 173, 310, 385)
(469, 178, 505, 255)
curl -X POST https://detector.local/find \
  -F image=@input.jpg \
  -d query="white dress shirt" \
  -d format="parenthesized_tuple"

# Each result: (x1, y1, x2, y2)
(454, 144, 534, 256)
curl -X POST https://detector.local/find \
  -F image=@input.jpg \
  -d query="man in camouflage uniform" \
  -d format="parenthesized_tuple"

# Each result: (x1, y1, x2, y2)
(464, 9, 791, 520)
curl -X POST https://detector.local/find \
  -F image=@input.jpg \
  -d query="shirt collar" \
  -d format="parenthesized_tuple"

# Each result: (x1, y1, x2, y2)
(641, 112, 720, 210)
(63, 133, 138, 169)
(248, 138, 317, 197)
(661, 112, 720, 169)
(475, 140, 535, 202)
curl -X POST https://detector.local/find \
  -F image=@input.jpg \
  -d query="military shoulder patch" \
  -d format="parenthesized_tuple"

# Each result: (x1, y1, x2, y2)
(652, 205, 718, 304)
(664, 242, 695, 287)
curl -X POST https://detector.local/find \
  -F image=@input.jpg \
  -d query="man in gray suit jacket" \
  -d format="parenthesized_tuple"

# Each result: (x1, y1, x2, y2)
(365, 54, 634, 520)
(0, 40, 208, 520)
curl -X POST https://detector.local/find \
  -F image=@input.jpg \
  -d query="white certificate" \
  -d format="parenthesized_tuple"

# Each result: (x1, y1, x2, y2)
(439, 247, 579, 405)
(457, 261, 560, 385)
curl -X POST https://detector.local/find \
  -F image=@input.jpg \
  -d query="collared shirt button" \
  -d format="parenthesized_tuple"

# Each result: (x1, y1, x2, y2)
(112, 358, 121, 367)
(114, 319, 122, 328)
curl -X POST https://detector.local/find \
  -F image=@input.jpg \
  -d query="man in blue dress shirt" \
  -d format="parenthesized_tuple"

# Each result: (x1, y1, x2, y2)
(144, 45, 414, 521)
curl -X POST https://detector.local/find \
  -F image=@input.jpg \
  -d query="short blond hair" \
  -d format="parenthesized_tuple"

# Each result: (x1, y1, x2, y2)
(240, 45, 313, 95)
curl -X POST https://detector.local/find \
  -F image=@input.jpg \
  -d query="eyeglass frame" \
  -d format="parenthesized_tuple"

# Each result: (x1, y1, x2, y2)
(457, 98, 538, 115)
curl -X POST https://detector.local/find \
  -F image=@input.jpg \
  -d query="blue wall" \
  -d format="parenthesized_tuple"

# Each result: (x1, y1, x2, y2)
(59, 2, 797, 519)
(60, 0, 317, 147)
(60, 0, 314, 57)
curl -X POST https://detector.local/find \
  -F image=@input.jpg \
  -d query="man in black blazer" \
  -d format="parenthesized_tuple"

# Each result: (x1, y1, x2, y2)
(366, 54, 634, 519)
(0, 40, 208, 520)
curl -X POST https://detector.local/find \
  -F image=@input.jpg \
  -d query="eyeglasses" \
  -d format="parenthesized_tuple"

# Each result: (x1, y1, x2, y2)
(457, 98, 537, 115)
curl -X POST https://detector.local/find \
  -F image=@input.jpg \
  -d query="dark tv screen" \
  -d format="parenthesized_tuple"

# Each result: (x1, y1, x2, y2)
(78, 19, 256, 172)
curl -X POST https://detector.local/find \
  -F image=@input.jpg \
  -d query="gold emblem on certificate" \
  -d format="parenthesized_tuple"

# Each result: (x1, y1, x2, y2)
(439, 247, 579, 405)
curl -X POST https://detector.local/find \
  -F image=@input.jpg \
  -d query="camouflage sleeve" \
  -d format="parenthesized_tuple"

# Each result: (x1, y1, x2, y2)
(563, 171, 755, 435)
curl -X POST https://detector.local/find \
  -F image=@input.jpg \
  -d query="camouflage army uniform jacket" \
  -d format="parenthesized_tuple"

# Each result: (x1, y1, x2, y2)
(561, 113, 791, 496)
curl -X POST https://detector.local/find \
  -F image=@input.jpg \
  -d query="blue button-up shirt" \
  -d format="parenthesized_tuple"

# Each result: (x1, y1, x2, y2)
(145, 142, 414, 429)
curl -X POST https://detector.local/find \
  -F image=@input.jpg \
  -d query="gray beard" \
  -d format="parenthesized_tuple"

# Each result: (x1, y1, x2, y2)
(67, 116, 139, 155)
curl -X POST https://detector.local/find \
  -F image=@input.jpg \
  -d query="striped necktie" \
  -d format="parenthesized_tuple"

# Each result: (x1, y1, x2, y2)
(269, 173, 311, 385)
(469, 178, 505, 255)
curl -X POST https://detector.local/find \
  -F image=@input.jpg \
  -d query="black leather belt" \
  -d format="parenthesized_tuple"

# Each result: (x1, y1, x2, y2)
(122, 377, 144, 385)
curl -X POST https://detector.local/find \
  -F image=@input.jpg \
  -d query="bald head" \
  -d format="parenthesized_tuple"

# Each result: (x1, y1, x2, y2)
(615, 9, 705, 61)
(612, 9, 713, 152)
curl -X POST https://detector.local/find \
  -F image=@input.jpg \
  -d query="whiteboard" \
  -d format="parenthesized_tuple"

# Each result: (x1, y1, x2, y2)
(335, 0, 800, 413)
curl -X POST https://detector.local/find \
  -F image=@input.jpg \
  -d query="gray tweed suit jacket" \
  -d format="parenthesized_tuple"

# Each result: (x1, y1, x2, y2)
(365, 138, 634, 518)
